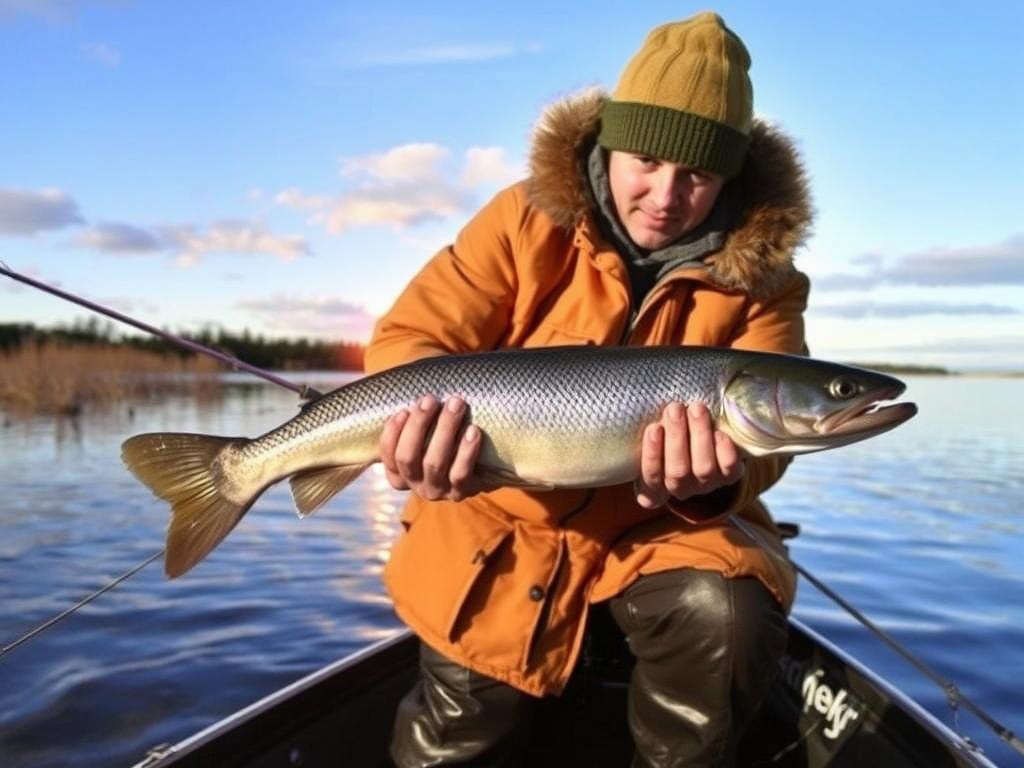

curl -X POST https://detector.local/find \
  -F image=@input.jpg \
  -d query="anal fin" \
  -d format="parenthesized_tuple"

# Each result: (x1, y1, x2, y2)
(290, 464, 370, 517)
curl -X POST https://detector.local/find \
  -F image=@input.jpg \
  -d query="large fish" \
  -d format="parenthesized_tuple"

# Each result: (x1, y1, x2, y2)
(122, 345, 916, 577)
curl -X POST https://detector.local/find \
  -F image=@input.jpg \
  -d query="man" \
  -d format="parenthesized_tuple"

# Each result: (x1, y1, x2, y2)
(365, 12, 812, 767)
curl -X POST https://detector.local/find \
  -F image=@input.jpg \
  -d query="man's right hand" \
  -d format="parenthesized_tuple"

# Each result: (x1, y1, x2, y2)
(379, 395, 495, 502)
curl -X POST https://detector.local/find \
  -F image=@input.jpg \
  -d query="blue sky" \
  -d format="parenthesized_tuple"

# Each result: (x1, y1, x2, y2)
(1, 1, 1022, 370)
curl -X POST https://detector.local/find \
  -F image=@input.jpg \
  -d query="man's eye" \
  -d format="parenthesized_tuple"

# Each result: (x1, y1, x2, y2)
(635, 155, 658, 167)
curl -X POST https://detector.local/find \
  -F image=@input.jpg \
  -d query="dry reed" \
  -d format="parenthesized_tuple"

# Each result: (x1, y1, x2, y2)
(0, 342, 224, 416)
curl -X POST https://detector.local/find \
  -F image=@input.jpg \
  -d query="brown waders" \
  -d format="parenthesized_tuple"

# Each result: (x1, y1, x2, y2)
(389, 569, 788, 767)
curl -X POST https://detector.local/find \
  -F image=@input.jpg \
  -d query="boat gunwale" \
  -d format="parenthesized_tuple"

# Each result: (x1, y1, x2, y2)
(789, 619, 996, 767)
(130, 617, 1001, 767)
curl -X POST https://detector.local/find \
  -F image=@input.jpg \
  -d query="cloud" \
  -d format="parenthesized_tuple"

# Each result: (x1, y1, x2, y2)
(815, 235, 1024, 290)
(811, 301, 1021, 319)
(322, 186, 470, 234)
(823, 334, 1024, 371)
(71, 218, 309, 265)
(75, 222, 162, 253)
(460, 147, 523, 188)
(354, 42, 542, 67)
(278, 184, 469, 236)
(341, 143, 450, 183)
(275, 188, 330, 211)
(811, 272, 883, 291)
(276, 183, 468, 234)
(80, 41, 119, 66)
(883, 236, 1024, 287)
(277, 143, 519, 235)
(850, 334, 1024, 356)
(0, 187, 84, 235)
(236, 294, 377, 340)
(0, 0, 75, 20)
(160, 221, 311, 266)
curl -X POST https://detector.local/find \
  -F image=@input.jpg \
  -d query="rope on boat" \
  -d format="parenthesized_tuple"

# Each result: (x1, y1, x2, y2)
(0, 262, 322, 401)
(730, 514, 1024, 758)
(0, 549, 165, 659)
(3, 261, 1021, 757)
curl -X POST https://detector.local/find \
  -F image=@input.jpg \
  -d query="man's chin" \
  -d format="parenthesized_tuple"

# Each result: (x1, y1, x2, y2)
(634, 230, 679, 250)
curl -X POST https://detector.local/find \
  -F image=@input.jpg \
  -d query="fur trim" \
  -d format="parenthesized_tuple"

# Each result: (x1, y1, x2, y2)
(525, 88, 606, 231)
(525, 90, 813, 299)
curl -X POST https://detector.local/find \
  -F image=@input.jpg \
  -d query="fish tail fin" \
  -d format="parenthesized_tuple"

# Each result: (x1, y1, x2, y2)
(121, 433, 252, 578)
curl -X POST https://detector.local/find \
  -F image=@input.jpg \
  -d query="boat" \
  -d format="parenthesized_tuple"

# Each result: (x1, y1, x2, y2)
(132, 604, 995, 768)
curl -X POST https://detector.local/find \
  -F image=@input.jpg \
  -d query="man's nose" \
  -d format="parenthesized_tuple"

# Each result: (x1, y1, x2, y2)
(650, 169, 687, 209)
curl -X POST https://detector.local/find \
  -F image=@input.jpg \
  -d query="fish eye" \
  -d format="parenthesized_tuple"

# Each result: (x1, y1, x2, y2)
(828, 377, 859, 400)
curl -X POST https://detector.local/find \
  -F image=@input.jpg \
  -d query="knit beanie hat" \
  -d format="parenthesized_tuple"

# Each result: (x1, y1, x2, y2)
(597, 12, 753, 179)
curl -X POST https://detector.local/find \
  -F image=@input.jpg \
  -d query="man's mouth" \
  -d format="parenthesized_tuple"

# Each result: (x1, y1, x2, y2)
(639, 210, 679, 229)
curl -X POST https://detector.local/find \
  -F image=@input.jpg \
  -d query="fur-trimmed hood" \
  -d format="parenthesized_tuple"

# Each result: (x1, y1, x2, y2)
(526, 89, 813, 299)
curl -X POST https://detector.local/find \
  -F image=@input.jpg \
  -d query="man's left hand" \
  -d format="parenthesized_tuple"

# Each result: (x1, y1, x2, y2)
(634, 402, 745, 509)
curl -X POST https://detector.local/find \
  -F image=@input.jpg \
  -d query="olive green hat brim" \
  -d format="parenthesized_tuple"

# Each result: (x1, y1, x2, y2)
(598, 101, 750, 179)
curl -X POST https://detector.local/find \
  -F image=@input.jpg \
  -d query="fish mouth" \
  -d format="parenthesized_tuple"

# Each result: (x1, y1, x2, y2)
(818, 386, 918, 437)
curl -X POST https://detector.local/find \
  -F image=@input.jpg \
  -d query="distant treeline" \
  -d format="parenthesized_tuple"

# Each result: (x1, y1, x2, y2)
(1, 319, 365, 371)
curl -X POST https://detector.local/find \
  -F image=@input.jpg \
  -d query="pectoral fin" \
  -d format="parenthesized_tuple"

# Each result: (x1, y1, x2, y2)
(289, 464, 370, 517)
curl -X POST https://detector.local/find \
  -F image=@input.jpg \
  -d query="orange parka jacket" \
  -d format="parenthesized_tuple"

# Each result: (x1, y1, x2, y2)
(364, 90, 814, 697)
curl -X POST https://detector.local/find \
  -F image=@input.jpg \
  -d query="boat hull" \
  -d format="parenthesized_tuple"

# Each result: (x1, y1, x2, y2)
(132, 611, 993, 768)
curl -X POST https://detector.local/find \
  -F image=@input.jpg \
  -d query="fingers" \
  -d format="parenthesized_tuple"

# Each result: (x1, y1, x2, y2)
(714, 430, 745, 485)
(686, 402, 717, 484)
(662, 403, 690, 497)
(635, 422, 667, 509)
(448, 425, 483, 502)
(383, 395, 482, 501)
(379, 409, 410, 490)
(420, 397, 469, 497)
(633, 401, 745, 508)
(393, 395, 440, 487)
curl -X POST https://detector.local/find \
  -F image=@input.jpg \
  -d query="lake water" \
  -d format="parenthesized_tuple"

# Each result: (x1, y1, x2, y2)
(0, 374, 1021, 767)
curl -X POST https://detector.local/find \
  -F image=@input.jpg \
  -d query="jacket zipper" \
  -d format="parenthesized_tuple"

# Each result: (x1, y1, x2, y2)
(615, 264, 705, 345)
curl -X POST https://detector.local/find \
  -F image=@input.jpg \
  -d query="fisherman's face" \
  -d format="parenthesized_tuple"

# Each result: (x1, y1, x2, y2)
(607, 151, 726, 250)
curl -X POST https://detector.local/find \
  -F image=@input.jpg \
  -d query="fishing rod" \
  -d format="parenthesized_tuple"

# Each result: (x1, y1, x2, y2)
(2, 261, 1021, 758)
(0, 262, 322, 401)
(730, 514, 1024, 758)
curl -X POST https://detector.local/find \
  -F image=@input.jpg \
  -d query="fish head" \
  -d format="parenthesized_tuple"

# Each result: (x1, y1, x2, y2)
(718, 354, 918, 456)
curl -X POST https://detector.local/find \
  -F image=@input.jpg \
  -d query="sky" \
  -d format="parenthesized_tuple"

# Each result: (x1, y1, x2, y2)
(1, 0, 1022, 370)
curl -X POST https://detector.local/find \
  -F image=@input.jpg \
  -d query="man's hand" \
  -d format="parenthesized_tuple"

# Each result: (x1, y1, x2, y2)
(634, 402, 745, 509)
(379, 395, 497, 502)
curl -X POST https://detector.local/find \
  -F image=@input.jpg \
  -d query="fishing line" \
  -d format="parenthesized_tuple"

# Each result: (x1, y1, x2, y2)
(0, 262, 322, 401)
(0, 549, 165, 659)
(730, 514, 1024, 758)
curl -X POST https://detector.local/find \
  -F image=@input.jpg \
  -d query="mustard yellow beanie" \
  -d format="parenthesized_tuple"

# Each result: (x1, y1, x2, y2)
(598, 12, 753, 179)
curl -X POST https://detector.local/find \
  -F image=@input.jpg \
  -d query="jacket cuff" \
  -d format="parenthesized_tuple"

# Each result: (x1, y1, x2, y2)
(664, 477, 744, 525)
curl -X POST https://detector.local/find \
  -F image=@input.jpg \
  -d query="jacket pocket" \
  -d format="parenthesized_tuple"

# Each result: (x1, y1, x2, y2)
(385, 498, 513, 642)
